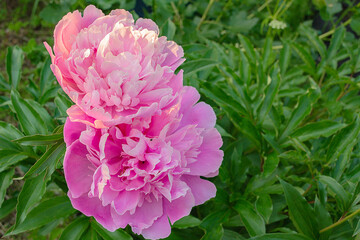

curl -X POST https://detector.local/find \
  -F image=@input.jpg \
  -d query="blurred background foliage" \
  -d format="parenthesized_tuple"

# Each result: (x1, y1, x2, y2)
(1, 0, 360, 239)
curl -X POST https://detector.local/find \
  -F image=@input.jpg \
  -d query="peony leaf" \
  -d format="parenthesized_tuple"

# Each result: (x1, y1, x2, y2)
(0, 168, 14, 207)
(91, 220, 132, 240)
(59, 216, 90, 240)
(6, 46, 24, 90)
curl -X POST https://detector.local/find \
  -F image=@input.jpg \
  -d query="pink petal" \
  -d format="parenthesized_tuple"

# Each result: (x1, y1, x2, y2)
(164, 190, 195, 224)
(182, 175, 216, 205)
(141, 215, 171, 240)
(64, 140, 94, 198)
(64, 117, 86, 146)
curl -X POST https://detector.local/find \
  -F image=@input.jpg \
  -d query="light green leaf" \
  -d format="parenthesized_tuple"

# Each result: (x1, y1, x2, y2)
(279, 42, 291, 76)
(238, 34, 257, 64)
(0, 198, 17, 220)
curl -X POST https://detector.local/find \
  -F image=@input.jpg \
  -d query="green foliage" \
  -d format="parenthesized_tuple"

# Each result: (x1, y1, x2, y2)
(1, 0, 360, 240)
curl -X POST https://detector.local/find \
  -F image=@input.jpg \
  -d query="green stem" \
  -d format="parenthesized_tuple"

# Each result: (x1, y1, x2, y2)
(197, 0, 216, 30)
(320, 208, 360, 233)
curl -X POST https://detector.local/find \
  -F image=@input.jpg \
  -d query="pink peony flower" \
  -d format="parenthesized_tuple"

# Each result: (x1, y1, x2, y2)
(63, 87, 223, 239)
(45, 5, 184, 128)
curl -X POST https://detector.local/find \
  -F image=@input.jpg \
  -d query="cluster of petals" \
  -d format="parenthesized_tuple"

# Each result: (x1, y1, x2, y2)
(46, 5, 223, 240)
(45, 5, 184, 128)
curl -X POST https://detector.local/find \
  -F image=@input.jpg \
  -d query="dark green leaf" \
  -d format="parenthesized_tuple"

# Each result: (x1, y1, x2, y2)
(14, 171, 48, 227)
(6, 46, 24, 89)
(24, 141, 65, 179)
(182, 59, 218, 76)
(279, 42, 291, 76)
(162, 18, 176, 40)
(280, 179, 319, 239)
(238, 34, 257, 64)
(91, 220, 132, 240)
(0, 198, 17, 220)
(14, 133, 63, 146)
(255, 194, 273, 223)
(0, 151, 28, 172)
(201, 224, 223, 240)
(40, 57, 56, 95)
(326, 116, 360, 163)
(279, 94, 312, 142)
(9, 196, 76, 235)
(318, 175, 351, 212)
(234, 199, 266, 237)
(291, 120, 346, 142)
(0, 168, 14, 207)
(59, 217, 90, 240)
(327, 26, 345, 62)
(250, 233, 312, 240)
(257, 68, 280, 124)
(173, 215, 201, 229)
(10, 90, 48, 135)
(263, 151, 280, 177)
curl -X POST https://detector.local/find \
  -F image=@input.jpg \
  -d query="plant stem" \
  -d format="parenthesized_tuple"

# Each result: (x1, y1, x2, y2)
(320, 208, 360, 233)
(197, 0, 216, 30)
(319, 18, 352, 39)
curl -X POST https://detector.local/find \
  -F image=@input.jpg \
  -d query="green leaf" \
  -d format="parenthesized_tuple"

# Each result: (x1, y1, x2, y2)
(14, 133, 63, 146)
(0, 198, 17, 220)
(162, 18, 176, 40)
(326, 116, 360, 163)
(263, 151, 280, 177)
(59, 217, 90, 240)
(257, 68, 280, 125)
(10, 90, 47, 135)
(299, 25, 326, 58)
(291, 43, 316, 75)
(327, 26, 345, 62)
(0, 121, 24, 140)
(6, 46, 24, 89)
(262, 37, 273, 70)
(40, 57, 56, 95)
(182, 59, 218, 76)
(250, 233, 312, 240)
(14, 171, 48, 228)
(200, 209, 231, 230)
(314, 197, 332, 240)
(291, 120, 347, 142)
(234, 199, 266, 237)
(279, 42, 291, 76)
(201, 224, 223, 240)
(91, 220, 132, 240)
(0, 168, 14, 207)
(279, 94, 312, 142)
(223, 229, 246, 240)
(255, 194, 273, 223)
(238, 34, 257, 64)
(24, 141, 65, 179)
(27, 99, 55, 131)
(318, 175, 351, 212)
(280, 179, 319, 239)
(173, 215, 201, 229)
(55, 91, 73, 116)
(0, 151, 29, 172)
(239, 50, 251, 85)
(9, 196, 76, 235)
(353, 219, 360, 237)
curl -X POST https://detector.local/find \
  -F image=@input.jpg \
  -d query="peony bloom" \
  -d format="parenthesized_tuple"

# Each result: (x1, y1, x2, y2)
(45, 5, 184, 128)
(63, 87, 223, 239)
